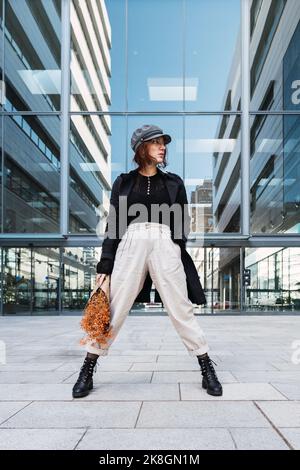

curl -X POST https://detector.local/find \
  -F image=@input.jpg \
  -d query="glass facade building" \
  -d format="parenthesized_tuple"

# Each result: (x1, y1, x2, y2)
(0, 0, 300, 314)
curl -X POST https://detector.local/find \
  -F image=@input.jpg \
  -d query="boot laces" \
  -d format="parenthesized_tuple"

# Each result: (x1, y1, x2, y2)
(199, 356, 218, 379)
(79, 357, 98, 380)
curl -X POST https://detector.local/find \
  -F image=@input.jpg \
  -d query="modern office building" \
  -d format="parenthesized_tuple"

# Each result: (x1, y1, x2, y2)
(214, 0, 300, 310)
(0, 0, 299, 315)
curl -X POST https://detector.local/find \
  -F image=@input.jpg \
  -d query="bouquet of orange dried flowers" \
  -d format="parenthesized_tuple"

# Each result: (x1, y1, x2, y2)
(79, 274, 114, 348)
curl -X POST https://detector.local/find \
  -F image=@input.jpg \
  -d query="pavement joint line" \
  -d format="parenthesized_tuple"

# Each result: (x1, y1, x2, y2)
(0, 401, 34, 427)
(73, 428, 89, 451)
(0, 426, 275, 430)
(62, 371, 78, 383)
(227, 428, 238, 449)
(253, 401, 294, 450)
(268, 383, 291, 401)
(134, 402, 144, 429)
(0, 397, 292, 402)
(52, 362, 67, 371)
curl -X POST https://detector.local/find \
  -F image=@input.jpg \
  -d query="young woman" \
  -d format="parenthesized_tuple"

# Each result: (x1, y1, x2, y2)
(72, 124, 222, 398)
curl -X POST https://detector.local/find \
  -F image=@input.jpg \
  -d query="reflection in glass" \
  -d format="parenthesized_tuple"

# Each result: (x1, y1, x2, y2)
(4, 0, 61, 111)
(70, 0, 112, 113)
(250, 0, 300, 111)
(185, 0, 241, 111)
(3, 115, 60, 233)
(69, 115, 126, 235)
(3, 247, 32, 314)
(250, 114, 300, 234)
(32, 247, 60, 312)
(185, 115, 241, 234)
(99, 0, 125, 112)
(245, 247, 300, 312)
(127, 0, 183, 111)
(2, 245, 102, 314)
(204, 247, 240, 312)
(0, 0, 3, 111)
(62, 246, 101, 311)
(0, 115, 2, 231)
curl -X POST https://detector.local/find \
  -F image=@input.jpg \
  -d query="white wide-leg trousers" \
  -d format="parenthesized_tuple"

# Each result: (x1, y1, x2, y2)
(86, 222, 209, 357)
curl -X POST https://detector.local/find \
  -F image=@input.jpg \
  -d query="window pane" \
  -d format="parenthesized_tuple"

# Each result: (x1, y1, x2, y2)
(70, 0, 114, 113)
(62, 246, 101, 311)
(3, 115, 61, 233)
(69, 115, 126, 234)
(0, 115, 2, 231)
(283, 10, 300, 111)
(32, 247, 60, 313)
(106, 0, 126, 112)
(250, 0, 300, 111)
(186, 115, 241, 234)
(3, 247, 32, 314)
(4, 0, 61, 112)
(0, 0, 3, 111)
(186, 0, 241, 111)
(245, 247, 300, 312)
(127, 0, 184, 111)
(250, 114, 300, 234)
(205, 247, 241, 311)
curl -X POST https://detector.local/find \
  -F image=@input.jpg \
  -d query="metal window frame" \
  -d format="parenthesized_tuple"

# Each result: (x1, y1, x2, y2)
(60, 0, 71, 236)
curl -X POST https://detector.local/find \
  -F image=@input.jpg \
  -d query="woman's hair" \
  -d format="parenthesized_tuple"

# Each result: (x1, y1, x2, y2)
(132, 141, 169, 170)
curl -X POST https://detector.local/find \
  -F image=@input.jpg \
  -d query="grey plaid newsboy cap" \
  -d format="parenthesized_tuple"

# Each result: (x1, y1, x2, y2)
(130, 125, 172, 152)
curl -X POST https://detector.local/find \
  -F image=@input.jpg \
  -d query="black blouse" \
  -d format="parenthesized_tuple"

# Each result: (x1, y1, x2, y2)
(97, 171, 171, 274)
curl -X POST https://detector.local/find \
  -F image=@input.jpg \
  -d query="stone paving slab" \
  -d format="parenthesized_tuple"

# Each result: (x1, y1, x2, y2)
(230, 371, 300, 383)
(0, 363, 65, 372)
(271, 383, 300, 400)
(65, 371, 153, 384)
(136, 402, 271, 428)
(180, 383, 287, 401)
(151, 371, 237, 383)
(0, 402, 141, 429)
(269, 362, 300, 371)
(1, 355, 42, 363)
(77, 428, 235, 450)
(278, 428, 300, 450)
(255, 401, 300, 428)
(0, 371, 75, 384)
(0, 384, 74, 401)
(82, 383, 179, 401)
(0, 428, 85, 450)
(0, 402, 31, 425)
(229, 428, 289, 450)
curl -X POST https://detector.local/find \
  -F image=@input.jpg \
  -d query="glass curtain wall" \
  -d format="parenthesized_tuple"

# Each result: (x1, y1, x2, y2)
(1, 0, 300, 315)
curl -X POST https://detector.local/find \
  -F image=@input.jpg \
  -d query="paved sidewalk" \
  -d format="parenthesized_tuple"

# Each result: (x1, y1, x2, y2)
(0, 314, 300, 450)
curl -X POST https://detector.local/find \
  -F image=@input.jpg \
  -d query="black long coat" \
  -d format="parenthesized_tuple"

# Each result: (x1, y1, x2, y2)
(100, 167, 207, 305)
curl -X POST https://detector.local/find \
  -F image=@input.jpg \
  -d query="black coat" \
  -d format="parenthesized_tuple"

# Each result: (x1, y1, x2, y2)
(100, 167, 207, 305)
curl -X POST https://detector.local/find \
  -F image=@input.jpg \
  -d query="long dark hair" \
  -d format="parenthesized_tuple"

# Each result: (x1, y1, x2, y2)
(132, 141, 169, 171)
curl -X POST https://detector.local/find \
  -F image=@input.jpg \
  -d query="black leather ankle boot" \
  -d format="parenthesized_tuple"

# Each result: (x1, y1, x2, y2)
(197, 354, 223, 396)
(72, 356, 98, 398)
